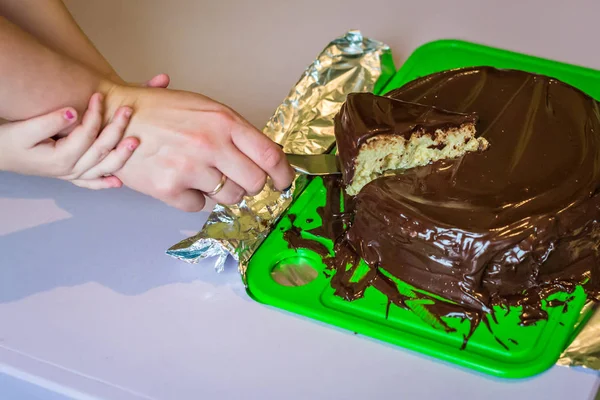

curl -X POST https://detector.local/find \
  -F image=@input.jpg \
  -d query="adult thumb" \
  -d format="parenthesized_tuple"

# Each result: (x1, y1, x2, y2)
(142, 73, 170, 88)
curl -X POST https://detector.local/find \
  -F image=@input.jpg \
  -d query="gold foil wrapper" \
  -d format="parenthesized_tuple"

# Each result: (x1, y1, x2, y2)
(166, 30, 600, 372)
(166, 30, 391, 279)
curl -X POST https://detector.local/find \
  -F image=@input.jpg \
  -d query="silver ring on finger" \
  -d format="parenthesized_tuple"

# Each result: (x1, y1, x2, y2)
(205, 174, 227, 196)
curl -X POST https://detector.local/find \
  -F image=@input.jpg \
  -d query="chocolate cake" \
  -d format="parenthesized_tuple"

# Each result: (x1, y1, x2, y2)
(324, 67, 600, 333)
(334, 93, 488, 195)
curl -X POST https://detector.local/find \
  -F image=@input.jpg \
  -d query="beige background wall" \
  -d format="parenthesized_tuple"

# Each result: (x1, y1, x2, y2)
(64, 0, 600, 129)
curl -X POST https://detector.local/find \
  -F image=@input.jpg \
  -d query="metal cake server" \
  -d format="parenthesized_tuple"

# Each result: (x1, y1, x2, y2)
(285, 153, 341, 176)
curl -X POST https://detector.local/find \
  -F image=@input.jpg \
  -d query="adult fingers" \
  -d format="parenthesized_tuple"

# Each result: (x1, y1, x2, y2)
(71, 175, 123, 190)
(54, 93, 103, 162)
(163, 189, 207, 212)
(77, 137, 139, 179)
(14, 107, 78, 147)
(71, 106, 133, 176)
(229, 122, 294, 191)
(187, 167, 246, 205)
(214, 145, 267, 196)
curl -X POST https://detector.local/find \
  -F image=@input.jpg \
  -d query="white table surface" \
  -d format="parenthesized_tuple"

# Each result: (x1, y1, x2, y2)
(2, 0, 600, 398)
(1, 174, 599, 400)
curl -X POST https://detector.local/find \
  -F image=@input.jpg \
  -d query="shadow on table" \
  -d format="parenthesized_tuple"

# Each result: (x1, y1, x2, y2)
(0, 173, 246, 303)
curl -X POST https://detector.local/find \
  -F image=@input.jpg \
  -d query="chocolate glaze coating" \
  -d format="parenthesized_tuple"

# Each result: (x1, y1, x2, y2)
(343, 67, 600, 313)
(334, 92, 477, 185)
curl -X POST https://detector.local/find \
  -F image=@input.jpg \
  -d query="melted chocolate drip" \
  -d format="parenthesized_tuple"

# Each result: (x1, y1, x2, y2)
(307, 177, 354, 241)
(283, 213, 330, 256)
(283, 225, 330, 257)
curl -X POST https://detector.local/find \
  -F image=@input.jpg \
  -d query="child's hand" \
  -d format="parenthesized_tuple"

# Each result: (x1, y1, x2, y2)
(0, 93, 139, 190)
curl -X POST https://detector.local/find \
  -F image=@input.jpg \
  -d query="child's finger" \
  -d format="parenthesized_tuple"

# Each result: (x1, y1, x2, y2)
(14, 108, 78, 147)
(71, 175, 123, 190)
(71, 106, 132, 176)
(54, 93, 104, 162)
(77, 137, 140, 180)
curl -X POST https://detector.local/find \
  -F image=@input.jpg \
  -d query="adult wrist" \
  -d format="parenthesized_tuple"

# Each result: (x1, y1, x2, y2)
(97, 79, 133, 126)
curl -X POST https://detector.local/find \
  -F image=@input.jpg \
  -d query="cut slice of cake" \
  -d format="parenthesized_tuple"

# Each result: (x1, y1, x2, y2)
(334, 92, 489, 195)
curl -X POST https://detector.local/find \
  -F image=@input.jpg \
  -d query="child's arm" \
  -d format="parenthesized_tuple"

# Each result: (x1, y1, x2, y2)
(0, 92, 138, 190)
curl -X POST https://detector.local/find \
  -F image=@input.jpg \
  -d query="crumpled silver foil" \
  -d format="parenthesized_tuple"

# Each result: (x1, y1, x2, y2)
(558, 302, 600, 369)
(166, 30, 600, 373)
(166, 30, 391, 280)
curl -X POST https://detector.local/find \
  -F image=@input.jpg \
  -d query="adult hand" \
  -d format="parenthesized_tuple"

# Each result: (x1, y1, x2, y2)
(104, 84, 295, 212)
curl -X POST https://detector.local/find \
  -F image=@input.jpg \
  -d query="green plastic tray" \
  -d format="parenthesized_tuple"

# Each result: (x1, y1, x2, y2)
(246, 39, 600, 379)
